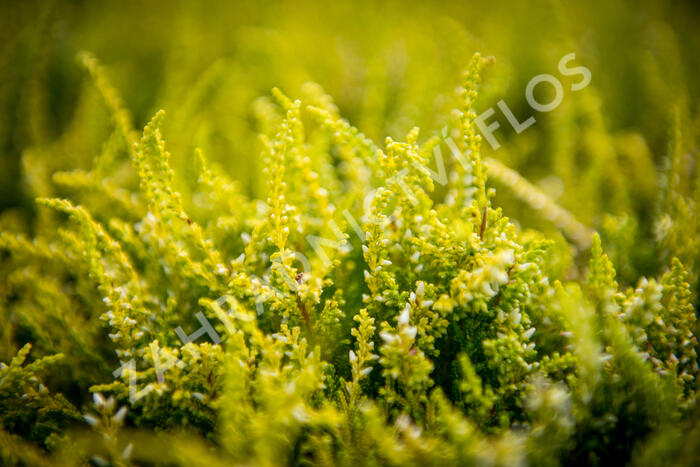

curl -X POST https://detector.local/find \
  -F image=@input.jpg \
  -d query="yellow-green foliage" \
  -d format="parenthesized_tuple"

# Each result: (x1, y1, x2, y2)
(1, 0, 699, 466)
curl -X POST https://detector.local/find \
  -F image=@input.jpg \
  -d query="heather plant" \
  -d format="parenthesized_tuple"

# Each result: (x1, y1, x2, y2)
(1, 1, 699, 466)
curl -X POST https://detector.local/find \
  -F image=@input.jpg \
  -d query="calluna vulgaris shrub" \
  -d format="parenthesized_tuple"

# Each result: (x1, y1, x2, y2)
(1, 1, 699, 466)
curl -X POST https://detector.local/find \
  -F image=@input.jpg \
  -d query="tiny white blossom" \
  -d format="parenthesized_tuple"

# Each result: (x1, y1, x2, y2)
(380, 332, 396, 344)
(113, 406, 127, 423)
(83, 414, 99, 427)
(399, 304, 411, 326)
(93, 392, 106, 408)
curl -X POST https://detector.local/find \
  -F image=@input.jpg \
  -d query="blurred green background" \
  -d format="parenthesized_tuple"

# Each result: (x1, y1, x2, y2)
(1, 0, 699, 281)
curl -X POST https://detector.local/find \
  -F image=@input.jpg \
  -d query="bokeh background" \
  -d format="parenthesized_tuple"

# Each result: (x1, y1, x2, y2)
(1, 0, 699, 283)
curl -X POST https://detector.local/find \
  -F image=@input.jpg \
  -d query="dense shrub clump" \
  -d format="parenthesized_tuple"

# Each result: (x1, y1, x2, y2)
(1, 1, 699, 465)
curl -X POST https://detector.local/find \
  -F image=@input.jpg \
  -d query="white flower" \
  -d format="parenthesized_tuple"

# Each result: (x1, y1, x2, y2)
(113, 406, 128, 423)
(399, 303, 411, 326)
(83, 414, 99, 427)
(93, 392, 106, 408)
(122, 443, 133, 461)
(404, 326, 417, 340)
(380, 332, 396, 344)
(511, 309, 522, 325)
